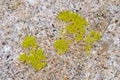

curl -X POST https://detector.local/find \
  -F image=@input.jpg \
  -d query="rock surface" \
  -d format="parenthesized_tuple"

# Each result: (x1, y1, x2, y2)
(0, 0, 120, 80)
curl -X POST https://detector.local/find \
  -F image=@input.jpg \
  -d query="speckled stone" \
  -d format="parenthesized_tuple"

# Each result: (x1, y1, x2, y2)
(0, 0, 120, 80)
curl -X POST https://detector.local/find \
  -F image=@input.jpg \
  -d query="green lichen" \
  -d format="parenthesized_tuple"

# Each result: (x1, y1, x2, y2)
(58, 11, 88, 25)
(57, 11, 73, 22)
(90, 30, 101, 42)
(19, 36, 47, 70)
(56, 10, 101, 57)
(66, 24, 78, 34)
(84, 31, 101, 45)
(58, 10, 88, 35)
(22, 36, 37, 48)
(19, 53, 29, 63)
(84, 45, 92, 52)
(54, 39, 71, 55)
(85, 34, 93, 45)
(75, 33, 84, 42)
(83, 31, 101, 57)
(59, 28, 67, 38)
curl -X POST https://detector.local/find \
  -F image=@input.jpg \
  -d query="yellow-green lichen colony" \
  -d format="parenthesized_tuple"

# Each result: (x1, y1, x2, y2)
(54, 11, 101, 57)
(19, 36, 47, 70)
(19, 11, 101, 70)
(54, 39, 72, 55)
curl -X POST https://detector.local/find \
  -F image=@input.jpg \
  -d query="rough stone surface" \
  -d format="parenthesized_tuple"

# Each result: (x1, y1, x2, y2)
(0, 0, 120, 80)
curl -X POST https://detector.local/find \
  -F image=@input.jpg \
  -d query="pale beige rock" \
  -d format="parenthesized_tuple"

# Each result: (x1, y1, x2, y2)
(0, 0, 120, 80)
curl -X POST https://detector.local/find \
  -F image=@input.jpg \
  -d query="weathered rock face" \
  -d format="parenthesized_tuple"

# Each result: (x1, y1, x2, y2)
(0, 0, 120, 80)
